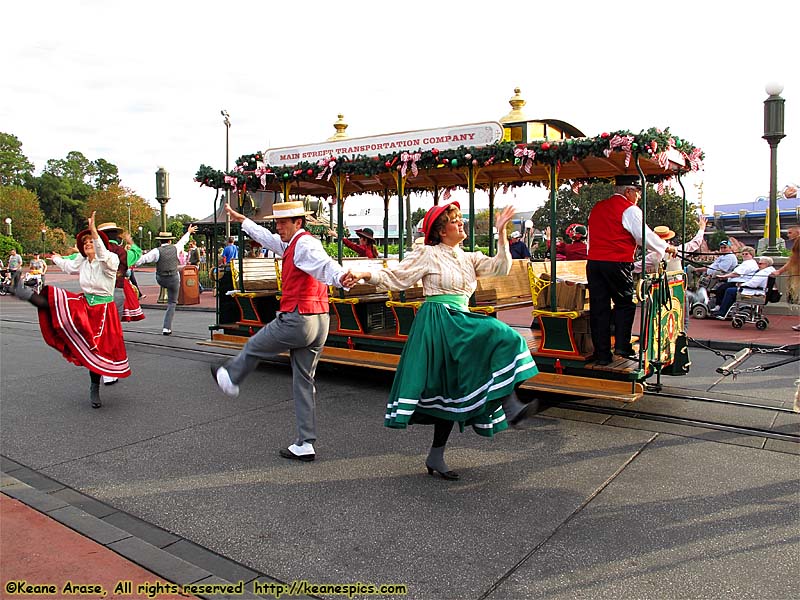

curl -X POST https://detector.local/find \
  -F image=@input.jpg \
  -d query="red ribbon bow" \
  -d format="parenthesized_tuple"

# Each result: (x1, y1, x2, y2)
(316, 156, 336, 181)
(604, 134, 634, 167)
(513, 146, 536, 174)
(400, 152, 421, 178)
(223, 175, 238, 192)
(684, 148, 703, 171)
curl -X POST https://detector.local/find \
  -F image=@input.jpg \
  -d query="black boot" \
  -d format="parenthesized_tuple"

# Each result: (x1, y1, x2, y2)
(14, 278, 34, 301)
(90, 381, 101, 409)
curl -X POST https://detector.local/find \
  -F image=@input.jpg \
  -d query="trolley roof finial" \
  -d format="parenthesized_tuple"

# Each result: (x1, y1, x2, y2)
(327, 113, 349, 141)
(499, 87, 527, 123)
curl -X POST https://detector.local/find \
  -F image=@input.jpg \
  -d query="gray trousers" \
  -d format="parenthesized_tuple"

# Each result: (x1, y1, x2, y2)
(156, 273, 180, 330)
(225, 309, 329, 445)
(113, 288, 124, 316)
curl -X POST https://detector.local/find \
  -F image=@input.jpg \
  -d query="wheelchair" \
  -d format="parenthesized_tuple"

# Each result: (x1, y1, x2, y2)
(729, 276, 781, 330)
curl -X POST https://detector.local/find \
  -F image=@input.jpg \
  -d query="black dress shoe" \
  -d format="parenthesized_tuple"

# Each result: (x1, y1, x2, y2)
(279, 448, 315, 462)
(507, 404, 530, 428)
(426, 465, 460, 480)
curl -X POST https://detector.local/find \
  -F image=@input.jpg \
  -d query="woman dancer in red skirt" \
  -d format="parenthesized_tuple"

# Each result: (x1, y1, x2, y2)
(15, 212, 131, 408)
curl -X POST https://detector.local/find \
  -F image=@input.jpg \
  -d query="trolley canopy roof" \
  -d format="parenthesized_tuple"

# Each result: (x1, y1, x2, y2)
(196, 121, 702, 199)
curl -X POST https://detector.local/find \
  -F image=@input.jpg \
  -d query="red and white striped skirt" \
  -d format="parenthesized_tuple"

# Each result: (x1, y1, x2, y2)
(121, 279, 145, 322)
(37, 286, 131, 378)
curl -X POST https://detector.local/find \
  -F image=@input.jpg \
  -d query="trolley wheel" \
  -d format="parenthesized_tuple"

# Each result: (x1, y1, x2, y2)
(731, 317, 745, 329)
(755, 319, 769, 330)
(691, 304, 708, 319)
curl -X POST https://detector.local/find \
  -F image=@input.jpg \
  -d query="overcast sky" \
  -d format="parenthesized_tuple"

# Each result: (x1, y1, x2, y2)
(3, 0, 798, 223)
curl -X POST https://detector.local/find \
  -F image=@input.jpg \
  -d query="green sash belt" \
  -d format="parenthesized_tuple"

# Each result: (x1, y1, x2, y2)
(84, 293, 114, 306)
(426, 294, 468, 312)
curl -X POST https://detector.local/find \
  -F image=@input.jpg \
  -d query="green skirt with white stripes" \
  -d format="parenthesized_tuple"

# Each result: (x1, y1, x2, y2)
(384, 296, 538, 438)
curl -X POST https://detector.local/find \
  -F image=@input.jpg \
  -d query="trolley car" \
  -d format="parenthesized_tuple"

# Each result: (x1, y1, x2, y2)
(195, 97, 702, 402)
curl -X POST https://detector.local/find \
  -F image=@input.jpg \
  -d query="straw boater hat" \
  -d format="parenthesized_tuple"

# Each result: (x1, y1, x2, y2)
(156, 231, 175, 242)
(97, 222, 123, 234)
(653, 225, 676, 241)
(355, 227, 375, 242)
(421, 201, 460, 245)
(75, 229, 110, 257)
(265, 201, 314, 220)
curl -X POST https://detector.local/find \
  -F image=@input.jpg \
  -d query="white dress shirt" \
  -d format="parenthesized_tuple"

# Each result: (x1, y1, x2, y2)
(241, 218, 347, 288)
(53, 236, 118, 297)
(135, 230, 192, 266)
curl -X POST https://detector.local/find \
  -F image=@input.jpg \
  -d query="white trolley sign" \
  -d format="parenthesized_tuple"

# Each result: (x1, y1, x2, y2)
(264, 122, 505, 167)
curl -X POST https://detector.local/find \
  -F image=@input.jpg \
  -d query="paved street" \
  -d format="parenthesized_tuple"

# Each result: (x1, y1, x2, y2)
(1, 287, 799, 599)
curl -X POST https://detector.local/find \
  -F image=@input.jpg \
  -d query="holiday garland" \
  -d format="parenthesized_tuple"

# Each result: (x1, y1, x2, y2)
(194, 127, 703, 194)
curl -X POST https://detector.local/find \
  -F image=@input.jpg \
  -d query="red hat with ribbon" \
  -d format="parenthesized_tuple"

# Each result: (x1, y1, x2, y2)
(422, 201, 460, 245)
(75, 229, 110, 258)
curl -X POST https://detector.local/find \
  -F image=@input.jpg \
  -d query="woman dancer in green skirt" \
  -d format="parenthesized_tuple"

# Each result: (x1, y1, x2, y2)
(344, 202, 538, 480)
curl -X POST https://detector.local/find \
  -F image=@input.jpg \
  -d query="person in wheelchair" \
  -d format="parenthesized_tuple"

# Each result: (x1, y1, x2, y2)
(715, 256, 775, 319)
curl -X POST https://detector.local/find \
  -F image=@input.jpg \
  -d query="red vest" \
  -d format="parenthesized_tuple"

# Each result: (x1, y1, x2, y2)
(588, 194, 637, 262)
(280, 232, 330, 314)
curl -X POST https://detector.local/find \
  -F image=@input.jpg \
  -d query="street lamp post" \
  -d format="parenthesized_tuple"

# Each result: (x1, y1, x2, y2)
(4, 217, 11, 237)
(763, 82, 786, 256)
(222, 109, 231, 238)
(41, 228, 47, 254)
(138, 226, 143, 249)
(155, 167, 171, 304)
(148, 231, 152, 249)
(126, 201, 132, 234)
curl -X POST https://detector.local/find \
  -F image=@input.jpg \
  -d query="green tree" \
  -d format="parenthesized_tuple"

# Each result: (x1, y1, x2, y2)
(31, 151, 122, 235)
(0, 133, 35, 186)
(93, 158, 121, 189)
(0, 233, 23, 258)
(83, 185, 154, 234)
(0, 186, 46, 252)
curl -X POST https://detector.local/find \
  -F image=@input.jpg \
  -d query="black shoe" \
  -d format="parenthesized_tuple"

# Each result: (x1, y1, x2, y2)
(507, 403, 530, 428)
(279, 448, 315, 462)
(162, 328, 172, 335)
(426, 465, 460, 480)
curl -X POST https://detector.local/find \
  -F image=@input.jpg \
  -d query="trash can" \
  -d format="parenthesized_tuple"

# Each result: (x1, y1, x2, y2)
(178, 265, 200, 305)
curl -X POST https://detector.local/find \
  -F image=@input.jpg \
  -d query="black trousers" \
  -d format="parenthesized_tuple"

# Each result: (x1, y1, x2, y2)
(587, 260, 636, 361)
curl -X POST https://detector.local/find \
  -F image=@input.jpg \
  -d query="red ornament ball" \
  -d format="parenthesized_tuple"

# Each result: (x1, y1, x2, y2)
(385, 161, 392, 168)
(541, 142, 551, 151)
(601, 132, 609, 138)
(431, 148, 439, 155)
(307, 169, 314, 176)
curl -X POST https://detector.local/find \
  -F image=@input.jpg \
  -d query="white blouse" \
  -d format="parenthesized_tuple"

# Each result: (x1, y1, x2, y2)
(370, 240, 512, 297)
(53, 236, 119, 297)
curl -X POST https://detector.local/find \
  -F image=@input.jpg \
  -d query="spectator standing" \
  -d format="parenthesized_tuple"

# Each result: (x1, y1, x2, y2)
(29, 252, 47, 287)
(7, 249, 22, 292)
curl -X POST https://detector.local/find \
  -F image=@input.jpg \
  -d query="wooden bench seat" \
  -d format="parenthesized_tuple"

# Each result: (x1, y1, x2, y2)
(229, 258, 282, 326)
(329, 258, 397, 336)
(471, 259, 534, 315)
